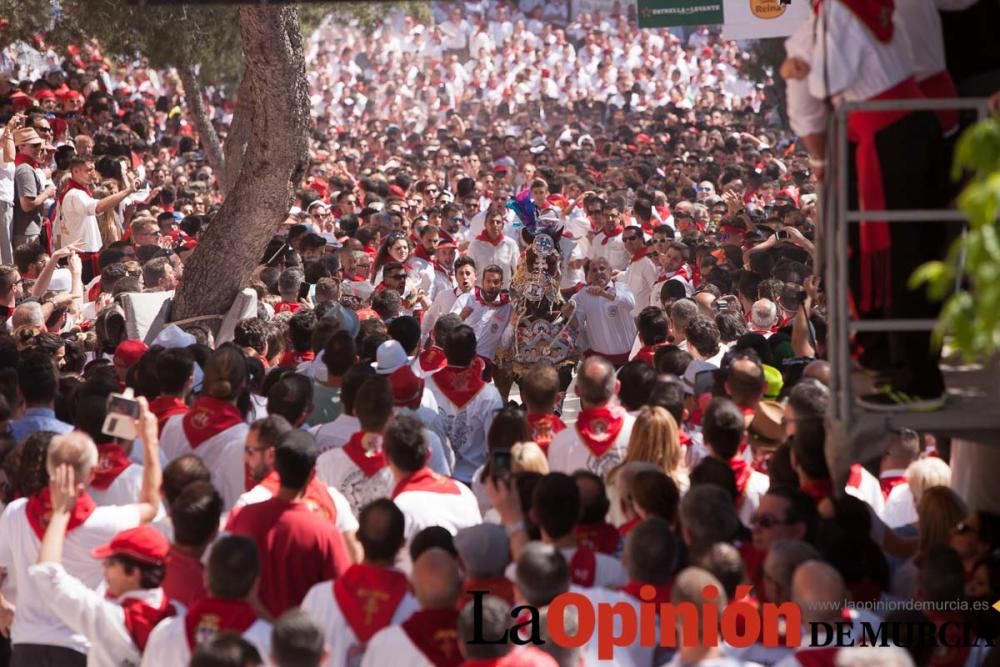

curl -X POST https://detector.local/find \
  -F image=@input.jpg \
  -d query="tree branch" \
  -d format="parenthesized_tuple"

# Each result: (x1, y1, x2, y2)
(177, 63, 227, 196)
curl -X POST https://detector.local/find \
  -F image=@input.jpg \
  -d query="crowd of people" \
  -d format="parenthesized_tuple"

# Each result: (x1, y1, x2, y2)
(0, 1, 998, 666)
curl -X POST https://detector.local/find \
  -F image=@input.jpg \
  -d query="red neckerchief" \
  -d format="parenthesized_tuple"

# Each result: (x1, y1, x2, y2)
(569, 546, 597, 587)
(413, 244, 448, 276)
(432, 365, 486, 409)
(599, 225, 624, 245)
(794, 648, 841, 667)
(277, 350, 315, 368)
(473, 287, 510, 307)
(629, 246, 649, 263)
(879, 474, 906, 499)
(149, 395, 188, 434)
(342, 432, 387, 478)
(847, 463, 864, 489)
(474, 229, 504, 247)
(25, 488, 96, 539)
(182, 396, 243, 449)
(574, 405, 626, 458)
(15, 153, 38, 168)
(730, 457, 753, 509)
(87, 279, 102, 301)
(256, 470, 338, 522)
(184, 597, 257, 650)
(391, 467, 461, 499)
(814, 0, 893, 41)
(89, 443, 133, 490)
(419, 346, 448, 374)
(633, 343, 665, 366)
(619, 517, 640, 537)
(679, 430, 693, 448)
(800, 479, 834, 504)
(121, 595, 175, 651)
(576, 522, 620, 555)
(621, 581, 673, 611)
(401, 608, 463, 667)
(273, 301, 302, 315)
(526, 413, 566, 455)
(458, 577, 516, 610)
(58, 177, 91, 207)
(333, 563, 409, 643)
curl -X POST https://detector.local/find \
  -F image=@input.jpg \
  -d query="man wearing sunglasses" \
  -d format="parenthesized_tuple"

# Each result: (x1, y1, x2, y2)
(621, 225, 656, 317)
(749, 487, 817, 592)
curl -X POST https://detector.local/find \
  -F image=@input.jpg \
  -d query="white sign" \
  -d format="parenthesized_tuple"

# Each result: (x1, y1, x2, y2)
(721, 0, 809, 38)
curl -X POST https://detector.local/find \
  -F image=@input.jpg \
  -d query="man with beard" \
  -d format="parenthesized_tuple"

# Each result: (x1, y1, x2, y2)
(451, 264, 512, 380)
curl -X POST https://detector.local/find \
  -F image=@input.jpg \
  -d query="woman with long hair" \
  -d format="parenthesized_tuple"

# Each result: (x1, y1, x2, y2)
(892, 485, 968, 598)
(372, 230, 411, 285)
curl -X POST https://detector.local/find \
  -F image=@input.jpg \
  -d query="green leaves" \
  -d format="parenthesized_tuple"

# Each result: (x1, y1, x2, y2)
(912, 116, 1000, 361)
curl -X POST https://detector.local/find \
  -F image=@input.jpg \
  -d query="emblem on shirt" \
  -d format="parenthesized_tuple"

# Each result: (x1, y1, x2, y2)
(751, 0, 787, 18)
(190, 408, 210, 429)
(194, 614, 222, 645)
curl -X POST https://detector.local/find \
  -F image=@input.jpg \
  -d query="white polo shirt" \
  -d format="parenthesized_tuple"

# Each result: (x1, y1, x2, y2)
(88, 464, 144, 508)
(159, 416, 249, 512)
(450, 291, 513, 362)
(570, 282, 637, 357)
(547, 408, 635, 479)
(393, 469, 482, 541)
(59, 188, 103, 252)
(590, 229, 629, 271)
(0, 498, 142, 654)
(622, 253, 658, 317)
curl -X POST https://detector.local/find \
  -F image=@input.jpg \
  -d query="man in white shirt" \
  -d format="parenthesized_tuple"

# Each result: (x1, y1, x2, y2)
(310, 364, 370, 453)
(451, 264, 513, 371)
(420, 256, 476, 345)
(467, 206, 519, 287)
(566, 257, 636, 368)
(0, 412, 162, 666)
(620, 225, 657, 317)
(56, 156, 136, 282)
(589, 198, 629, 272)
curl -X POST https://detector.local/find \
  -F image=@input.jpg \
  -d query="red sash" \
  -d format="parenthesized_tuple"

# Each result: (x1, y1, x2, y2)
(458, 577, 516, 609)
(257, 470, 338, 522)
(121, 596, 175, 651)
(183, 396, 243, 449)
(89, 443, 133, 491)
(432, 365, 486, 408)
(576, 522, 620, 555)
(621, 581, 672, 611)
(402, 608, 463, 667)
(184, 597, 258, 650)
(273, 301, 302, 315)
(795, 648, 840, 667)
(392, 468, 461, 499)
(25, 488, 96, 539)
(846, 76, 925, 311)
(599, 226, 623, 245)
(569, 546, 597, 587)
(333, 564, 409, 643)
(574, 406, 625, 458)
(342, 432, 388, 478)
(526, 413, 565, 455)
(414, 244, 449, 276)
(474, 230, 504, 247)
(149, 395, 188, 434)
(473, 287, 510, 308)
(918, 70, 959, 135)
(419, 346, 448, 374)
(879, 474, 906, 499)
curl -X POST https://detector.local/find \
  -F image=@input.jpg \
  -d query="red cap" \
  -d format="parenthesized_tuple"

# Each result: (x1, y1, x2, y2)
(636, 133, 652, 144)
(114, 340, 149, 368)
(10, 91, 32, 111)
(388, 184, 406, 198)
(91, 525, 170, 566)
(388, 366, 424, 409)
(34, 89, 55, 101)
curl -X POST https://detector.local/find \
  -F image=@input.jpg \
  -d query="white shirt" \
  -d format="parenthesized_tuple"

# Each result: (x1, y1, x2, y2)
(159, 415, 249, 512)
(548, 409, 636, 479)
(58, 188, 103, 252)
(426, 373, 503, 483)
(570, 283, 637, 356)
(590, 230, 629, 271)
(881, 482, 917, 529)
(0, 162, 14, 204)
(450, 291, 513, 362)
(846, 466, 886, 516)
(310, 414, 360, 454)
(88, 463, 144, 508)
(394, 475, 482, 542)
(622, 254, 658, 317)
(897, 0, 948, 79)
(0, 498, 142, 653)
(234, 482, 359, 534)
(141, 608, 272, 667)
(315, 447, 396, 516)
(737, 468, 772, 528)
(362, 623, 438, 667)
(420, 287, 465, 344)
(28, 563, 170, 667)
(467, 235, 521, 287)
(300, 576, 419, 667)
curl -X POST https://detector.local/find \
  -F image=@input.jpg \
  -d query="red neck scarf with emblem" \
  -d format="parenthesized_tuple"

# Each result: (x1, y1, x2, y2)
(599, 225, 624, 244)
(184, 597, 258, 650)
(630, 246, 649, 263)
(475, 229, 504, 247)
(621, 581, 673, 611)
(342, 432, 387, 477)
(473, 287, 510, 308)
(414, 244, 448, 275)
(574, 405, 625, 458)
(419, 346, 448, 374)
(90, 443, 133, 490)
(257, 470, 338, 522)
(121, 595, 175, 651)
(182, 396, 243, 449)
(432, 365, 486, 409)
(333, 564, 409, 642)
(527, 413, 565, 455)
(392, 467, 461, 499)
(402, 608, 463, 667)
(15, 153, 38, 168)
(880, 473, 906, 499)
(58, 178, 92, 207)
(576, 522, 620, 555)
(149, 395, 189, 433)
(26, 488, 96, 539)
(569, 546, 597, 587)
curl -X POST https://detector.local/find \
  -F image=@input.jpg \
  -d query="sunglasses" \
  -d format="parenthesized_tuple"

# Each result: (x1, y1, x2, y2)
(751, 514, 790, 529)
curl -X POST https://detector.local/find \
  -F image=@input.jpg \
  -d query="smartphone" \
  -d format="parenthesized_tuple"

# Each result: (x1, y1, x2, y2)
(102, 389, 139, 441)
(491, 450, 513, 482)
(776, 230, 789, 241)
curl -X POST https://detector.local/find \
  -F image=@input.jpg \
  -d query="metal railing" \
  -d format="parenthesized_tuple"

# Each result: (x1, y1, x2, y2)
(822, 96, 993, 435)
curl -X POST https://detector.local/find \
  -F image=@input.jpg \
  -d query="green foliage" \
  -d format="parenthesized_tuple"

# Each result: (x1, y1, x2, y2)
(910, 116, 1000, 360)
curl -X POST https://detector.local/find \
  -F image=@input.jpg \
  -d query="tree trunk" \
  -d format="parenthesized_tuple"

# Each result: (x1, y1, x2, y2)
(222, 73, 252, 196)
(171, 5, 309, 328)
(177, 64, 227, 194)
